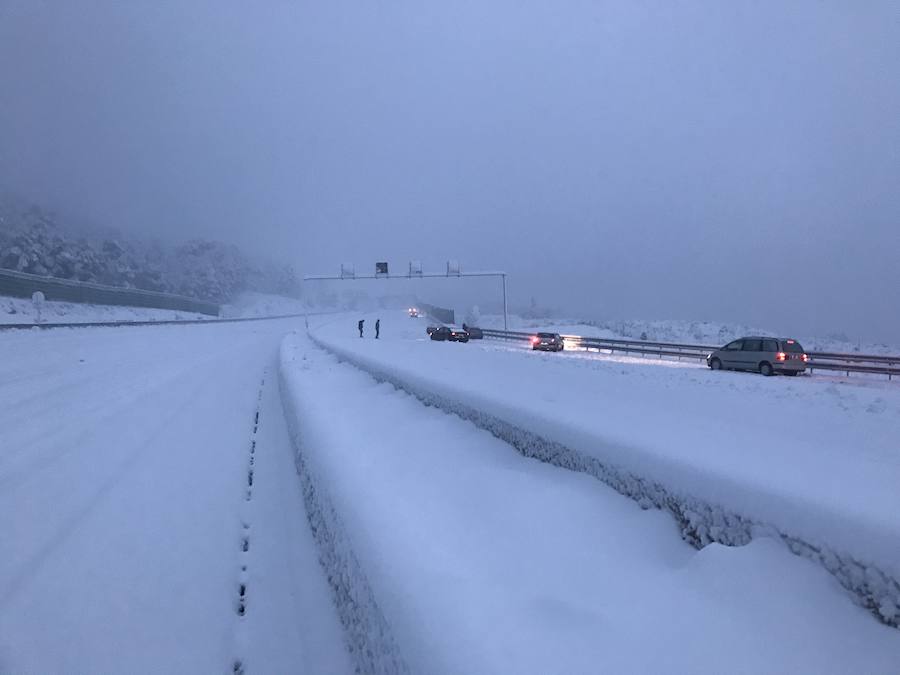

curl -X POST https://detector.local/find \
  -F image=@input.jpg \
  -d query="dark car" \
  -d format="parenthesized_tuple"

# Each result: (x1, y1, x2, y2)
(464, 326, 484, 339)
(430, 326, 469, 343)
(426, 325, 438, 335)
(448, 326, 469, 342)
(707, 337, 808, 376)
(531, 332, 564, 352)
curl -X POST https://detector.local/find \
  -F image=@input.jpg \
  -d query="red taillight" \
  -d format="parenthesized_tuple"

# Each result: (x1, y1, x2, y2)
(776, 352, 786, 361)
(801, 354, 809, 362)
(531, 336, 539, 343)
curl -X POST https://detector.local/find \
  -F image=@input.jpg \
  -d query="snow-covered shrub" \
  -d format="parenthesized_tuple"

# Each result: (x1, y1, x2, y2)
(0, 196, 300, 302)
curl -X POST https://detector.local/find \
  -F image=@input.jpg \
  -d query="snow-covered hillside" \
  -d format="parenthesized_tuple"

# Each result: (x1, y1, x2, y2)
(0, 195, 301, 302)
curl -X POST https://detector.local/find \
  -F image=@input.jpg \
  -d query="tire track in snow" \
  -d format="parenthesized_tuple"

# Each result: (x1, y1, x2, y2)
(232, 371, 266, 675)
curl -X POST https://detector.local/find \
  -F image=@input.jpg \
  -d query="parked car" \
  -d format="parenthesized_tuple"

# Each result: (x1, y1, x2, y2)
(430, 326, 469, 342)
(707, 337, 808, 376)
(531, 332, 564, 352)
(448, 326, 469, 342)
(426, 325, 438, 335)
(464, 326, 484, 339)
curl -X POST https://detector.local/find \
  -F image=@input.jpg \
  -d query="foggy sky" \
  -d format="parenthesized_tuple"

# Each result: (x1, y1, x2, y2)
(1, 1, 898, 341)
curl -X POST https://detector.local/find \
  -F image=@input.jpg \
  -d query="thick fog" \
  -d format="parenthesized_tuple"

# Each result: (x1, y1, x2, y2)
(1, 1, 897, 341)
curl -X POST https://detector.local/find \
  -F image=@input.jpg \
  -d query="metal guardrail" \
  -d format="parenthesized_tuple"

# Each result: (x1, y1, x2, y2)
(481, 329, 900, 380)
(0, 267, 220, 316)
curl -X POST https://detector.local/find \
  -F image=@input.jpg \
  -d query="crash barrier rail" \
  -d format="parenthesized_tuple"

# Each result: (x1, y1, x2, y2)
(0, 267, 220, 316)
(418, 302, 455, 325)
(480, 329, 900, 380)
(0, 312, 308, 332)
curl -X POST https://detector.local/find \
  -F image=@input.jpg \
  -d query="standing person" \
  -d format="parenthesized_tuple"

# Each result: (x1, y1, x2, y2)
(375, 318, 380, 339)
(358, 319, 364, 338)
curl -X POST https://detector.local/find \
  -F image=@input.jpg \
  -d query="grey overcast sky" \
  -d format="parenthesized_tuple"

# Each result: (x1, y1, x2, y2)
(1, 1, 898, 340)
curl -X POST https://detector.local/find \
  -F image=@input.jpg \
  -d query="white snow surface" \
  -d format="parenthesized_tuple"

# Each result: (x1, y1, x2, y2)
(0, 317, 349, 673)
(280, 329, 900, 674)
(310, 311, 900, 625)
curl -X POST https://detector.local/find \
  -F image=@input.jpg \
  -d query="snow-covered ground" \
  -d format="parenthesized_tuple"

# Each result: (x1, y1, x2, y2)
(0, 317, 349, 673)
(5, 305, 899, 671)
(282, 327, 900, 673)
(479, 313, 900, 355)
(0, 291, 305, 325)
(310, 312, 900, 627)
(219, 291, 307, 319)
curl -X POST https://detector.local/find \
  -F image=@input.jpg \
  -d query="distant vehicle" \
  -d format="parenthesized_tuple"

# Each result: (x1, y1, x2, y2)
(430, 326, 469, 342)
(464, 326, 484, 339)
(426, 325, 438, 335)
(448, 326, 469, 342)
(408, 307, 420, 318)
(707, 337, 808, 376)
(531, 332, 564, 352)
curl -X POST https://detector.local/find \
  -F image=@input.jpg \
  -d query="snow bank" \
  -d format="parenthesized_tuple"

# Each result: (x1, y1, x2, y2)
(310, 313, 900, 627)
(0, 294, 210, 324)
(278, 331, 900, 672)
(278, 343, 408, 675)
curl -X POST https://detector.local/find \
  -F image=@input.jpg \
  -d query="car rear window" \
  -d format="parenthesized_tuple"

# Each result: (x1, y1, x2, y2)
(537, 333, 557, 338)
(782, 340, 805, 353)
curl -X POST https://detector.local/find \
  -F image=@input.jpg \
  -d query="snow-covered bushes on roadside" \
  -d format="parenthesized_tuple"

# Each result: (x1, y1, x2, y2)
(0, 197, 300, 302)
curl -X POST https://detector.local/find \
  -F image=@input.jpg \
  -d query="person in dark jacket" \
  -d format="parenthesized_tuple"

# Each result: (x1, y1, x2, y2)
(358, 319, 364, 337)
(375, 318, 380, 339)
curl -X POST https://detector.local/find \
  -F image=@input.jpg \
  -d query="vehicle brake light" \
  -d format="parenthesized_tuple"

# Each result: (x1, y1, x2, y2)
(776, 352, 786, 361)
(801, 354, 809, 362)
(531, 336, 540, 343)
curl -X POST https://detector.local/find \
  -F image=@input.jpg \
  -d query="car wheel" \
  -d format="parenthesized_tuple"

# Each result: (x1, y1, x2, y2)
(784, 371, 798, 376)
(759, 362, 773, 377)
(709, 358, 721, 370)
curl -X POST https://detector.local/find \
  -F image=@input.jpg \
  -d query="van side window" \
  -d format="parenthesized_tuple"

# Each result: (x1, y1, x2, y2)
(763, 339, 779, 352)
(742, 339, 763, 351)
(723, 340, 742, 351)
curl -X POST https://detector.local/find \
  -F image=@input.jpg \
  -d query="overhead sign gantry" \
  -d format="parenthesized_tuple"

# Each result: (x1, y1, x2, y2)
(304, 260, 509, 330)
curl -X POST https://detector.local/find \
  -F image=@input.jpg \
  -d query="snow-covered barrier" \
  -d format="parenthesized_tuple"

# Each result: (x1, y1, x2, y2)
(310, 332, 900, 628)
(278, 344, 409, 675)
(0, 267, 220, 315)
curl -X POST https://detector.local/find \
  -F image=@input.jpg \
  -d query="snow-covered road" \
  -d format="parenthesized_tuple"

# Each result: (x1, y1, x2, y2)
(281, 329, 900, 673)
(0, 319, 349, 673)
(311, 311, 900, 626)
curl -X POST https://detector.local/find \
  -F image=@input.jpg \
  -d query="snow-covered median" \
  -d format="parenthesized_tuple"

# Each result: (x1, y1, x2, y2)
(279, 331, 900, 673)
(309, 311, 900, 627)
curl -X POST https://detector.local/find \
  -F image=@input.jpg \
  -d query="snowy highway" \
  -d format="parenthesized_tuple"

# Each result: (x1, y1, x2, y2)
(3, 311, 900, 673)
(282, 328, 900, 673)
(0, 319, 349, 673)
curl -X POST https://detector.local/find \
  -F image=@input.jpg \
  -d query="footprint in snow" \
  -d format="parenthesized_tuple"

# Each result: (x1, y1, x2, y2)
(865, 398, 887, 414)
